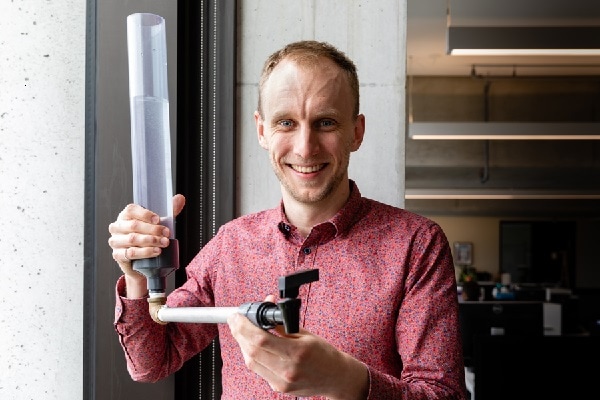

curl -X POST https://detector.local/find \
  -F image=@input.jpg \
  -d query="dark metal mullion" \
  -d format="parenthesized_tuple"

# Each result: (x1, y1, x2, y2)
(199, 2, 220, 398)
(213, 0, 237, 228)
(200, 1, 237, 397)
(175, 0, 236, 399)
(174, 0, 205, 398)
(83, 0, 97, 398)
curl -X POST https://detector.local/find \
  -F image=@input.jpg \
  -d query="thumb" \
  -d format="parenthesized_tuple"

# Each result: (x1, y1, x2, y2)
(264, 294, 277, 303)
(173, 194, 186, 217)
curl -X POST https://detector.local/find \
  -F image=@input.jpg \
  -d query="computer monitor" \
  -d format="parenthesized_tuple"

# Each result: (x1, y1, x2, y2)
(458, 301, 544, 368)
(499, 220, 576, 286)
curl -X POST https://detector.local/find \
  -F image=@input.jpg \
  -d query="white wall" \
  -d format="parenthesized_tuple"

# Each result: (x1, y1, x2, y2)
(0, 1, 86, 399)
(428, 216, 501, 279)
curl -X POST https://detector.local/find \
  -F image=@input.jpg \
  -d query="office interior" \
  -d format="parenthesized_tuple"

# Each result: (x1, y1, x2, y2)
(407, 1, 600, 399)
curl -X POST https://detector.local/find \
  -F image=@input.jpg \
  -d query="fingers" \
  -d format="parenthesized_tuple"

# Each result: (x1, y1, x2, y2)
(108, 224, 170, 249)
(110, 195, 185, 235)
(229, 314, 321, 394)
(108, 202, 173, 271)
(263, 294, 277, 303)
(228, 314, 289, 381)
(118, 203, 161, 224)
(229, 314, 300, 365)
(110, 234, 165, 279)
(109, 202, 171, 238)
(123, 247, 131, 262)
(112, 244, 163, 266)
(111, 247, 130, 266)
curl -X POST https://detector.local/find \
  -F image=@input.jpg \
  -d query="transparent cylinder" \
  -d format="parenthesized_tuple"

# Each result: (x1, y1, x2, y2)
(126, 13, 174, 237)
(127, 13, 178, 294)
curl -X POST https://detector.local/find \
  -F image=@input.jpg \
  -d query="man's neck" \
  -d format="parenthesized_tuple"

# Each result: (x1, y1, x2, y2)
(282, 181, 350, 237)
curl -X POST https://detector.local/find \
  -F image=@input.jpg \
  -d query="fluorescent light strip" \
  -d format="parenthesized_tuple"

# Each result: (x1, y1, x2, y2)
(451, 49, 600, 56)
(405, 189, 600, 200)
(408, 122, 600, 140)
(447, 26, 600, 57)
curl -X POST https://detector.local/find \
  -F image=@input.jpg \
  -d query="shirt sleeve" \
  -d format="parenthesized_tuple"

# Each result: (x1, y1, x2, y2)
(113, 275, 218, 382)
(368, 222, 468, 400)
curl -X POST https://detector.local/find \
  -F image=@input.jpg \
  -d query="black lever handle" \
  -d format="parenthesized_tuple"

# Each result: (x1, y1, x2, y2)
(239, 269, 319, 334)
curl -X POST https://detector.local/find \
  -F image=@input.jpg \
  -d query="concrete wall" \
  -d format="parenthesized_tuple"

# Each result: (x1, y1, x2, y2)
(0, 1, 86, 399)
(0, 0, 406, 399)
(237, 0, 407, 214)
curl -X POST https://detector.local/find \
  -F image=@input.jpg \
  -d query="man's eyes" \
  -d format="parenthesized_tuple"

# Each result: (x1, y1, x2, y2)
(276, 119, 336, 129)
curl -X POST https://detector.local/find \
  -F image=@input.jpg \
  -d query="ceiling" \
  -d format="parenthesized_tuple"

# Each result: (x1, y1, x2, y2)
(407, 0, 600, 76)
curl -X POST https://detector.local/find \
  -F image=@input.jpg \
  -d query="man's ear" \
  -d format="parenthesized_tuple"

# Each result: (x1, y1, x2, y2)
(255, 111, 268, 149)
(350, 114, 366, 152)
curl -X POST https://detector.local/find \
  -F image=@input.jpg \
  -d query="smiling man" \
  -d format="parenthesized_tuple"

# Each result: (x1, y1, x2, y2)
(108, 40, 467, 399)
(255, 51, 365, 236)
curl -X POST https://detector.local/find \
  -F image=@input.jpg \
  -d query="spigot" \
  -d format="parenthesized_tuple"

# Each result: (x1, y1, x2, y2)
(151, 268, 319, 334)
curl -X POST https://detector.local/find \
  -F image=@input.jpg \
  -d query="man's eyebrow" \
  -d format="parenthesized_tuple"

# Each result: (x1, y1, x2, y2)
(269, 108, 342, 122)
(313, 108, 342, 119)
(270, 111, 291, 121)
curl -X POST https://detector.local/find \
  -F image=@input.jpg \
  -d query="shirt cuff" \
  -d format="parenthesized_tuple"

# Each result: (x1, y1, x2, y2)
(114, 275, 151, 325)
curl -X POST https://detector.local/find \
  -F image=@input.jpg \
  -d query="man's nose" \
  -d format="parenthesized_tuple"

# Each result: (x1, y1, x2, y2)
(293, 124, 320, 158)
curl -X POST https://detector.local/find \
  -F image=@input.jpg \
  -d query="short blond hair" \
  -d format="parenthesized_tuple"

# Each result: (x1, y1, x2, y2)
(257, 40, 360, 117)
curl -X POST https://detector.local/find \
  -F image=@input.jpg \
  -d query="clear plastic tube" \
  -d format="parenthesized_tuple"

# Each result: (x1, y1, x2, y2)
(127, 13, 178, 294)
(127, 13, 174, 237)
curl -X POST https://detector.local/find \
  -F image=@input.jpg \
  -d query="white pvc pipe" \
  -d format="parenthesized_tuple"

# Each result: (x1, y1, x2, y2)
(157, 306, 239, 324)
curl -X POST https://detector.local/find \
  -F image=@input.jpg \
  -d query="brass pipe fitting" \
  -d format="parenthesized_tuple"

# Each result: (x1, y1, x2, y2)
(147, 296, 168, 325)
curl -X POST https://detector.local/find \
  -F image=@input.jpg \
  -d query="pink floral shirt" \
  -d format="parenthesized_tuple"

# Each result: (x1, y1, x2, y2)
(114, 182, 467, 399)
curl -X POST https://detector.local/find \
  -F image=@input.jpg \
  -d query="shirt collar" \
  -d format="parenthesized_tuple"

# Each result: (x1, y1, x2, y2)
(276, 180, 366, 239)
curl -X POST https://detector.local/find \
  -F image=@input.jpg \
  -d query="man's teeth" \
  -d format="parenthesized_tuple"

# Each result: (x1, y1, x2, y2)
(292, 164, 323, 173)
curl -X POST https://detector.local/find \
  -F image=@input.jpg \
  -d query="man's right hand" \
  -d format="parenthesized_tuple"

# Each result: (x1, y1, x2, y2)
(107, 194, 186, 298)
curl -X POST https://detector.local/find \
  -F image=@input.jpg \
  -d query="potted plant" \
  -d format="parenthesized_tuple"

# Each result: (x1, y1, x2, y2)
(460, 266, 479, 301)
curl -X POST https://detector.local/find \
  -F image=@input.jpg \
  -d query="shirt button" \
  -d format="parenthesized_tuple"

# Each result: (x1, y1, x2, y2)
(303, 247, 311, 255)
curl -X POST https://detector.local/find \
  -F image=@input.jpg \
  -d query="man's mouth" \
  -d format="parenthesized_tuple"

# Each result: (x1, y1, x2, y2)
(290, 164, 326, 173)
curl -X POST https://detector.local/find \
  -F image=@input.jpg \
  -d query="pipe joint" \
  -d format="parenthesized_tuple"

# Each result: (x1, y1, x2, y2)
(147, 296, 168, 325)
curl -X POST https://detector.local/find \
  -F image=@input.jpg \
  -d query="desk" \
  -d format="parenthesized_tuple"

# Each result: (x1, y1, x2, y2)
(472, 335, 599, 400)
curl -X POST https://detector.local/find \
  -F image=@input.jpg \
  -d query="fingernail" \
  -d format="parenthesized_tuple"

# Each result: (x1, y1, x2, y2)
(160, 237, 169, 246)
(152, 215, 160, 224)
(162, 228, 169, 237)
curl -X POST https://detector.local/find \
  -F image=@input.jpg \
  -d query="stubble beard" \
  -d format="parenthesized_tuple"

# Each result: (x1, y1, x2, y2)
(272, 151, 350, 205)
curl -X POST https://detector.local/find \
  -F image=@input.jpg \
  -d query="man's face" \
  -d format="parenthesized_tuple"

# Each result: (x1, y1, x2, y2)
(255, 58, 365, 206)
